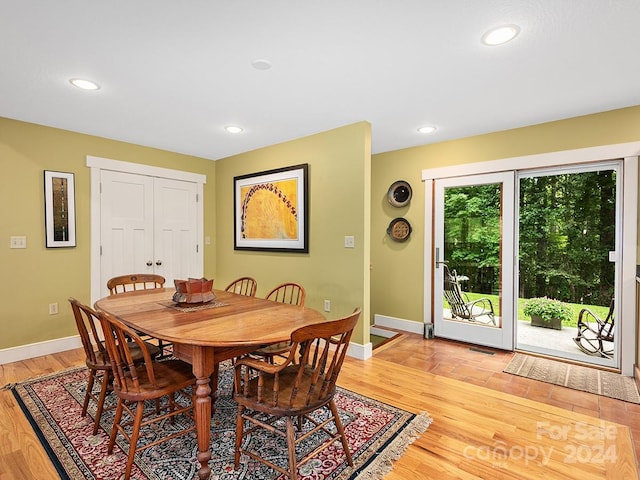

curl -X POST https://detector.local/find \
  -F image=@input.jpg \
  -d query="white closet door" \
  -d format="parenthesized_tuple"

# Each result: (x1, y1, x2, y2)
(100, 170, 154, 297)
(100, 171, 199, 298)
(153, 177, 198, 289)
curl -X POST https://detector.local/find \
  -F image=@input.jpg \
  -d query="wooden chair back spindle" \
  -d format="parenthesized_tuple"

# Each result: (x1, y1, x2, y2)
(225, 276, 258, 297)
(107, 274, 165, 295)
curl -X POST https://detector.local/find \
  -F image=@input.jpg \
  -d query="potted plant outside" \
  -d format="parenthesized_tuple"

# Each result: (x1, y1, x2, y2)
(523, 297, 573, 330)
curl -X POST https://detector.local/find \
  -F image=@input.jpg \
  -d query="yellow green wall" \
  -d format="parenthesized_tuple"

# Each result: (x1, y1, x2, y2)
(214, 122, 372, 345)
(0, 118, 371, 352)
(3, 105, 639, 354)
(371, 105, 640, 325)
(0, 117, 216, 350)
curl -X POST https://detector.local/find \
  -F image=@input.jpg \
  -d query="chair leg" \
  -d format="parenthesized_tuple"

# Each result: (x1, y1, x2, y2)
(108, 400, 124, 454)
(93, 371, 110, 435)
(209, 362, 220, 406)
(82, 370, 96, 417)
(285, 417, 298, 480)
(124, 401, 145, 480)
(329, 399, 353, 466)
(234, 406, 245, 468)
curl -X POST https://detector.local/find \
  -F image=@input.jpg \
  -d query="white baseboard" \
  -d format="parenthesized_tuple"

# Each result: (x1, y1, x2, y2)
(373, 314, 425, 335)
(348, 341, 372, 360)
(0, 335, 81, 365)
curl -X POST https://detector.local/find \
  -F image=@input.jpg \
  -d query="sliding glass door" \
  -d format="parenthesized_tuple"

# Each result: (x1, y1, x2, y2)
(433, 172, 515, 350)
(430, 162, 621, 367)
(515, 164, 620, 368)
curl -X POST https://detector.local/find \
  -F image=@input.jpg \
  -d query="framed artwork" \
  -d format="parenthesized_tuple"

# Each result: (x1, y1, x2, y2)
(44, 170, 76, 248)
(234, 164, 308, 252)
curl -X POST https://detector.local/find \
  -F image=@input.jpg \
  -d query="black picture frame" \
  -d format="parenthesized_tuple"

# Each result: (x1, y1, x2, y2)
(44, 170, 77, 248)
(234, 164, 308, 253)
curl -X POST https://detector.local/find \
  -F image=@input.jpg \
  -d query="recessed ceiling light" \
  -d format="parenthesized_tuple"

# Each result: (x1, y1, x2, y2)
(417, 125, 437, 134)
(69, 78, 100, 90)
(224, 125, 244, 134)
(251, 59, 272, 70)
(481, 24, 520, 46)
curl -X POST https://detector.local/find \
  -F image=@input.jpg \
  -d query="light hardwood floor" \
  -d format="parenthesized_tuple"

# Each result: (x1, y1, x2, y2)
(1, 333, 638, 479)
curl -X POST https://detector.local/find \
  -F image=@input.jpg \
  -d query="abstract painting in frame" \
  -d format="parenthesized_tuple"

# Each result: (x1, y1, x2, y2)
(234, 164, 308, 252)
(44, 170, 76, 248)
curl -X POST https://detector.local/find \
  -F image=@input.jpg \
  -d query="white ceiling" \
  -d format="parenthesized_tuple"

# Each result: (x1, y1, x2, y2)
(2, 1, 640, 161)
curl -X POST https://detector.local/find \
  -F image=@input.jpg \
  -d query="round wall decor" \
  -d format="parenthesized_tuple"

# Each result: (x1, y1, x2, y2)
(387, 217, 412, 242)
(387, 180, 412, 207)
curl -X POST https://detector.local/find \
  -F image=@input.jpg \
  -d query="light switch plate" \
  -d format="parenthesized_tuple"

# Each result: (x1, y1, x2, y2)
(10, 236, 27, 249)
(344, 236, 355, 248)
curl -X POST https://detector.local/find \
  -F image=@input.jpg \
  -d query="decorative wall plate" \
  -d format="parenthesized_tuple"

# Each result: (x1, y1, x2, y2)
(387, 180, 412, 207)
(387, 217, 412, 242)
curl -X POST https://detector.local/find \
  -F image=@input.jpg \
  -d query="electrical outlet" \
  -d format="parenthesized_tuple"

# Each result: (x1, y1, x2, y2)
(323, 300, 331, 312)
(48, 303, 59, 315)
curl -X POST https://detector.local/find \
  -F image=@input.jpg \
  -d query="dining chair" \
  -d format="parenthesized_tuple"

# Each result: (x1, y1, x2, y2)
(107, 273, 171, 357)
(97, 310, 196, 480)
(106, 273, 165, 295)
(233, 308, 361, 480)
(224, 276, 258, 297)
(68, 298, 160, 435)
(265, 282, 306, 306)
(252, 282, 306, 362)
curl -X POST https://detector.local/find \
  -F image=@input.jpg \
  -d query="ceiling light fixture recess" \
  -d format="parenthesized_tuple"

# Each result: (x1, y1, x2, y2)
(251, 59, 272, 70)
(481, 24, 520, 46)
(69, 78, 100, 90)
(417, 125, 437, 134)
(224, 125, 244, 134)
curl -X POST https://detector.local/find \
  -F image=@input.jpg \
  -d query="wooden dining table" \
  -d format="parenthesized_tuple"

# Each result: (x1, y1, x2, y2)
(94, 287, 327, 480)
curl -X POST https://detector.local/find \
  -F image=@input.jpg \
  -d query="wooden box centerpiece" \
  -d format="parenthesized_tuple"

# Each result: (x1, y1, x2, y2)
(173, 277, 215, 305)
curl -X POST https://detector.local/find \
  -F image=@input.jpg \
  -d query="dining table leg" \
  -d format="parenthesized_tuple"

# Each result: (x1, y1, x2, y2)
(192, 346, 215, 480)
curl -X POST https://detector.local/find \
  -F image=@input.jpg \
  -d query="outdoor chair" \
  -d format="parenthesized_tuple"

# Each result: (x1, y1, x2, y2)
(573, 298, 614, 359)
(233, 309, 361, 480)
(107, 273, 171, 357)
(442, 264, 497, 325)
(68, 298, 159, 435)
(224, 276, 258, 297)
(98, 310, 196, 480)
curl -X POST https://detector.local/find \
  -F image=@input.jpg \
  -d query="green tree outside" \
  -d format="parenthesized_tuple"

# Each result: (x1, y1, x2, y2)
(443, 169, 616, 314)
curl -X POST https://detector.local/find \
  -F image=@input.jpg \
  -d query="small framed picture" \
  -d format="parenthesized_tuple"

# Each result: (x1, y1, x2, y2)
(234, 164, 308, 253)
(44, 170, 76, 248)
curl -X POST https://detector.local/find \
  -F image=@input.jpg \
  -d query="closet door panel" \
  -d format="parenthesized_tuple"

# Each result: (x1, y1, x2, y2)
(153, 177, 198, 288)
(100, 170, 154, 297)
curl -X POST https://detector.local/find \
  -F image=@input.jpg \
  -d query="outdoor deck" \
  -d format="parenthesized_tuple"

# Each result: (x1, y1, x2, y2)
(516, 319, 614, 367)
(517, 319, 581, 354)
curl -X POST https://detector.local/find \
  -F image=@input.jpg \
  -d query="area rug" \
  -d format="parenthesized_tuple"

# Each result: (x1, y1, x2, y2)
(504, 353, 640, 404)
(7, 363, 431, 480)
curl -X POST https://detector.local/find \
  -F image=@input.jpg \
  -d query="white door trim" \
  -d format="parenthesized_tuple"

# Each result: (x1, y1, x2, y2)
(86, 155, 206, 304)
(422, 142, 638, 375)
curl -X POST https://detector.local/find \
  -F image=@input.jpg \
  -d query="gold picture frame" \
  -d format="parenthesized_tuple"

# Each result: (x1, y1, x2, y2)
(234, 164, 308, 252)
(44, 170, 76, 248)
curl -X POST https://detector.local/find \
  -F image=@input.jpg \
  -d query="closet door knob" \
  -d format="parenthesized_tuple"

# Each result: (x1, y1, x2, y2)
(156, 260, 162, 266)
(146, 261, 153, 266)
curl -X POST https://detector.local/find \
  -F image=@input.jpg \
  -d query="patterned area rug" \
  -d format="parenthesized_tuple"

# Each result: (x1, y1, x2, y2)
(8, 363, 431, 479)
(504, 353, 640, 404)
